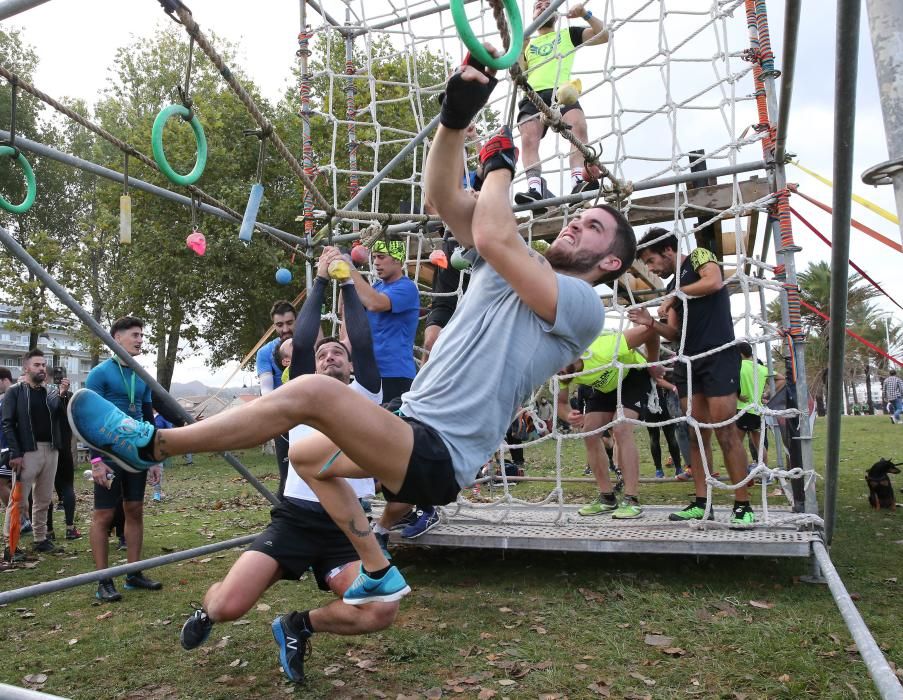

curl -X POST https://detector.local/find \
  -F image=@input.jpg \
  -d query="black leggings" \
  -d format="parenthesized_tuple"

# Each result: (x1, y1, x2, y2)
(646, 423, 683, 473)
(44, 446, 76, 532)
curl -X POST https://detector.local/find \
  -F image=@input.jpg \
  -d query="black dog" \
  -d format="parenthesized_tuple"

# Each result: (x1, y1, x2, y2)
(865, 458, 901, 510)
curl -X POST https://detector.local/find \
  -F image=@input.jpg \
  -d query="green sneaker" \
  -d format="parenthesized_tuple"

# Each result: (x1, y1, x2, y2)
(668, 501, 715, 521)
(612, 500, 643, 519)
(578, 495, 618, 516)
(729, 504, 756, 527)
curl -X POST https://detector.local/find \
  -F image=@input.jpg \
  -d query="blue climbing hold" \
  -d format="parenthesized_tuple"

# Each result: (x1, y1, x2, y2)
(275, 267, 292, 285)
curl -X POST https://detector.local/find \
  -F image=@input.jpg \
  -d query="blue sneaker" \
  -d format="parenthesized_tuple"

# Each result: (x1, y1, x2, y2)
(271, 615, 311, 683)
(390, 508, 420, 531)
(68, 389, 156, 474)
(401, 507, 440, 539)
(342, 565, 411, 605)
(374, 531, 392, 560)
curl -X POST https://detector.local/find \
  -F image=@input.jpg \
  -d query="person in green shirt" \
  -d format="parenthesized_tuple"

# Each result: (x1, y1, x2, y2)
(514, 0, 609, 208)
(736, 342, 784, 468)
(557, 324, 660, 518)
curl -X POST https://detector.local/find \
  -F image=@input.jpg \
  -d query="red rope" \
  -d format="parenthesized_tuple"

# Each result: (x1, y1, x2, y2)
(789, 206, 903, 312)
(799, 299, 903, 368)
(789, 185, 903, 254)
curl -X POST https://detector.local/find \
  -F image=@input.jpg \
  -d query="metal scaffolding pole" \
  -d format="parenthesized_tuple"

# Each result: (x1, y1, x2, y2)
(0, 225, 281, 508)
(812, 543, 903, 699)
(0, 534, 256, 606)
(0, 685, 67, 700)
(863, 0, 903, 244)
(0, 0, 49, 21)
(0, 131, 303, 245)
(774, 0, 801, 166)
(824, 0, 861, 546)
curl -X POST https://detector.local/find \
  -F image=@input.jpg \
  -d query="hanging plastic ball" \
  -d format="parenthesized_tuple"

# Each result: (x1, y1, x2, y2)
(328, 259, 352, 281)
(275, 267, 292, 285)
(429, 249, 448, 269)
(186, 229, 206, 256)
(530, 239, 550, 254)
(350, 244, 369, 266)
(556, 78, 582, 106)
(450, 246, 472, 271)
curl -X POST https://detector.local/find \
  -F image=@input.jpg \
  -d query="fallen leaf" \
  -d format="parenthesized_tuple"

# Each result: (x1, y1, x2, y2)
(749, 600, 774, 609)
(539, 694, 562, 700)
(532, 626, 547, 635)
(574, 663, 589, 671)
(477, 690, 496, 700)
(498, 679, 516, 687)
(96, 611, 112, 620)
(829, 634, 842, 645)
(199, 558, 212, 563)
(214, 637, 229, 649)
(214, 675, 231, 684)
(845, 682, 860, 699)
(68, 638, 78, 645)
(229, 659, 241, 667)
(661, 647, 686, 657)
(587, 681, 611, 697)
(644, 634, 673, 647)
(323, 664, 342, 675)
(23, 674, 48, 685)
(331, 680, 346, 688)
(629, 671, 656, 686)
(231, 619, 250, 626)
(578, 588, 605, 604)
(256, 603, 271, 612)
(480, 632, 494, 640)
(498, 607, 513, 613)
(356, 659, 376, 670)
(20, 612, 35, 619)
(425, 688, 442, 699)
(850, 592, 862, 601)
(778, 674, 791, 683)
(885, 577, 897, 584)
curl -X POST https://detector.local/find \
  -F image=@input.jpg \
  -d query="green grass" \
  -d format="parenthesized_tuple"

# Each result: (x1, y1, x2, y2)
(1, 417, 901, 699)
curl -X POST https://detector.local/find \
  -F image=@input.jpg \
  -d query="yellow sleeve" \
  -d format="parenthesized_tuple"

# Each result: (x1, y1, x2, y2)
(689, 247, 717, 271)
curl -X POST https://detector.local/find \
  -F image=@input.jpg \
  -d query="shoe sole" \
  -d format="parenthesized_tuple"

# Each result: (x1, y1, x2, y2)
(67, 391, 145, 474)
(612, 511, 644, 519)
(180, 618, 212, 651)
(124, 583, 163, 591)
(271, 618, 303, 683)
(577, 508, 617, 517)
(513, 193, 548, 216)
(95, 593, 122, 602)
(342, 584, 412, 606)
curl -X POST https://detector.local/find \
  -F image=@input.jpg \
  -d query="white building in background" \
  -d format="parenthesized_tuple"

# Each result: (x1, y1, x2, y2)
(0, 304, 105, 390)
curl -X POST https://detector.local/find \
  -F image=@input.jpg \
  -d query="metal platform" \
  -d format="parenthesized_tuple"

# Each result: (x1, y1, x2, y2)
(386, 504, 822, 558)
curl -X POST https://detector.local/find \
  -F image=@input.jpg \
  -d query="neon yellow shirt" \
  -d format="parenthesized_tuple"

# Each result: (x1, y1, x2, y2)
(566, 333, 646, 394)
(524, 28, 580, 92)
(281, 366, 290, 386)
(738, 358, 768, 414)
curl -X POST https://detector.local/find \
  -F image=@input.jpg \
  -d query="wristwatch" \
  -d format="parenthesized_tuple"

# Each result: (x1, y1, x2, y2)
(583, 10, 593, 20)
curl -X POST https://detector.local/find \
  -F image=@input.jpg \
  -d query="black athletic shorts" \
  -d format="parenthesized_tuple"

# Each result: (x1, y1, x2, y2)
(583, 369, 651, 415)
(736, 411, 762, 433)
(381, 377, 414, 405)
(94, 462, 148, 509)
(425, 304, 455, 330)
(517, 88, 583, 138)
(248, 500, 359, 591)
(674, 346, 741, 399)
(381, 414, 459, 507)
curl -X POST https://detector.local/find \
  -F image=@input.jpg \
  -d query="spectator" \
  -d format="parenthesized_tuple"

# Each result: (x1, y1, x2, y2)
(536, 396, 553, 426)
(643, 379, 684, 479)
(882, 368, 903, 424)
(737, 341, 785, 467)
(514, 0, 609, 207)
(1, 349, 70, 556)
(0, 367, 20, 561)
(85, 317, 162, 601)
(46, 379, 81, 541)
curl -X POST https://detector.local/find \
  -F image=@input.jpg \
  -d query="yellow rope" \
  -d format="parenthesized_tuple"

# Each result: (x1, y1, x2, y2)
(790, 161, 900, 225)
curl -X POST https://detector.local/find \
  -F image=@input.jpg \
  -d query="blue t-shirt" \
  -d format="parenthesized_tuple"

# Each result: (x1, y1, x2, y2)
(86, 358, 152, 421)
(256, 337, 284, 390)
(367, 276, 421, 379)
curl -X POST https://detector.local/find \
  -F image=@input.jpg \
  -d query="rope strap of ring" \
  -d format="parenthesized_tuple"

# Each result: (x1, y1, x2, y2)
(151, 104, 208, 186)
(450, 0, 523, 70)
(0, 145, 36, 214)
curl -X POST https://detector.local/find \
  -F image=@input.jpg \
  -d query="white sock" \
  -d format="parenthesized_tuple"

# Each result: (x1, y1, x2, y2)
(571, 169, 584, 187)
(528, 176, 542, 192)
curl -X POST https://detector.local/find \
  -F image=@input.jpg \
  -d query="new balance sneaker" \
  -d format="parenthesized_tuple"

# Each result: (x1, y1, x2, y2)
(612, 499, 644, 519)
(343, 565, 411, 605)
(271, 615, 312, 683)
(33, 539, 56, 553)
(655, 469, 665, 479)
(401, 507, 440, 539)
(180, 605, 214, 650)
(124, 572, 163, 591)
(67, 389, 157, 474)
(96, 579, 122, 602)
(729, 503, 756, 527)
(577, 495, 618, 516)
(668, 501, 715, 521)
(65, 527, 83, 540)
(390, 508, 420, 531)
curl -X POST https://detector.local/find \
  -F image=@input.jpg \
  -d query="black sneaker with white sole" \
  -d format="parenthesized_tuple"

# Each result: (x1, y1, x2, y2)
(124, 572, 163, 591)
(96, 579, 122, 602)
(180, 604, 214, 650)
(514, 179, 554, 215)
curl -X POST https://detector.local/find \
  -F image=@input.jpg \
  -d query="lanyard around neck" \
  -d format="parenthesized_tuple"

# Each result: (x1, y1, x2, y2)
(115, 360, 136, 408)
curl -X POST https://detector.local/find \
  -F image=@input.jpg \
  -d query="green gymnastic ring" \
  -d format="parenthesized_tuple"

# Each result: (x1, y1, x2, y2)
(0, 146, 36, 215)
(151, 104, 208, 186)
(450, 0, 523, 70)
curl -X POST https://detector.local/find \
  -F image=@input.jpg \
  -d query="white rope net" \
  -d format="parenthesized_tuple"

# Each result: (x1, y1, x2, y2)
(300, 0, 819, 529)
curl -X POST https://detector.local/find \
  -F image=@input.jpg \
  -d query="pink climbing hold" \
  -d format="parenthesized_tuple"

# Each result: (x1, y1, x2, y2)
(186, 229, 206, 256)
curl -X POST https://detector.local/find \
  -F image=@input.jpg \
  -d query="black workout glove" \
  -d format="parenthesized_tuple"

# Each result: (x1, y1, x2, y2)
(478, 127, 519, 177)
(438, 53, 498, 129)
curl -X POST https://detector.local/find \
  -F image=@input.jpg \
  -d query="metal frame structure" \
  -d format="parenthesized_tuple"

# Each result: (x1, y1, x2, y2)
(0, 0, 901, 697)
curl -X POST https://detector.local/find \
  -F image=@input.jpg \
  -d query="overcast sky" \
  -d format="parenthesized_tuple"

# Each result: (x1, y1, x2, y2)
(5, 0, 901, 387)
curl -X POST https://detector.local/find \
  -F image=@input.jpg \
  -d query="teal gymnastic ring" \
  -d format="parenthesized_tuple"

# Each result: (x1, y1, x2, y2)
(151, 104, 208, 186)
(0, 146, 36, 215)
(450, 0, 524, 71)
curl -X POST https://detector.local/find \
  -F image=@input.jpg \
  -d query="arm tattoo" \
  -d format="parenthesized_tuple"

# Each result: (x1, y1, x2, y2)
(348, 518, 372, 538)
(154, 432, 168, 460)
(527, 249, 549, 266)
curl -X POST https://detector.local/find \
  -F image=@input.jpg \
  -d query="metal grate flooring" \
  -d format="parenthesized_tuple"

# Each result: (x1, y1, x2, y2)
(383, 504, 821, 558)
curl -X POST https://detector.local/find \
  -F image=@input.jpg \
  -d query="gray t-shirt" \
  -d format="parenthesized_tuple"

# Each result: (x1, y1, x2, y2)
(401, 253, 604, 489)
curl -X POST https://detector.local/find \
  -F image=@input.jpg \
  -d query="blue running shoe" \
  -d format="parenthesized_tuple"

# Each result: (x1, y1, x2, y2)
(401, 507, 440, 539)
(342, 565, 411, 605)
(68, 389, 156, 474)
(271, 615, 311, 683)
